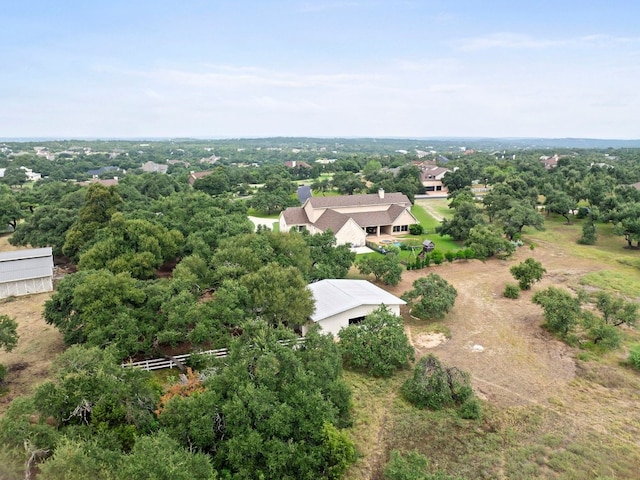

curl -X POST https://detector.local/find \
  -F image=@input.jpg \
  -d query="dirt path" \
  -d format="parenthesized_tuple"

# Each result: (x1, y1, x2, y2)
(385, 242, 598, 409)
(415, 199, 445, 222)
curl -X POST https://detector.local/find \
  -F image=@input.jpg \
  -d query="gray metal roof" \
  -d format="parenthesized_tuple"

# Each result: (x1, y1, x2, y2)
(307, 279, 406, 322)
(0, 247, 53, 283)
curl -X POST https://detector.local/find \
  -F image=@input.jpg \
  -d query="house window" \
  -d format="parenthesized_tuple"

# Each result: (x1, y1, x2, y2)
(348, 316, 366, 325)
(393, 225, 408, 232)
(393, 225, 400, 232)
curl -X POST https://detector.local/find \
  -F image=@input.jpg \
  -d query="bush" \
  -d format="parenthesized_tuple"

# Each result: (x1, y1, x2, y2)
(629, 343, 640, 370)
(576, 206, 591, 219)
(458, 397, 482, 420)
(383, 450, 460, 480)
(503, 283, 520, 299)
(339, 306, 415, 377)
(510, 258, 546, 290)
(430, 250, 444, 265)
(401, 355, 473, 410)
(578, 221, 597, 245)
(444, 251, 456, 263)
(402, 274, 457, 321)
(409, 224, 424, 235)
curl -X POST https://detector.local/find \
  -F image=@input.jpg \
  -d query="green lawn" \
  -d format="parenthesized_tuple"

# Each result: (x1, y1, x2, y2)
(408, 204, 461, 253)
(525, 214, 640, 298)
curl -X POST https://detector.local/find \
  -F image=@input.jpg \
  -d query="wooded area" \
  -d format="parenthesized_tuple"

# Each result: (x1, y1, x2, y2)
(1, 138, 640, 479)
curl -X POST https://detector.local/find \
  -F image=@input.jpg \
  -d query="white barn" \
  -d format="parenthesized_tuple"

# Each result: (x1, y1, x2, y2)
(304, 279, 406, 336)
(0, 247, 54, 299)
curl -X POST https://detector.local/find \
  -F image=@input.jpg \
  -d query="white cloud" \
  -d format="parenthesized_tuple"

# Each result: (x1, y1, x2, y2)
(454, 32, 640, 52)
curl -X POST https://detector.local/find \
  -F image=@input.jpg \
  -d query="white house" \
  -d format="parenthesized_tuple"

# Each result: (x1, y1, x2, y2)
(0, 247, 54, 299)
(280, 190, 418, 247)
(304, 279, 406, 336)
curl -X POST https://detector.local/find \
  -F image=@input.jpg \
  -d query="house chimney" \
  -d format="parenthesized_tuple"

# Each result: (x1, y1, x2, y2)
(378, 188, 384, 199)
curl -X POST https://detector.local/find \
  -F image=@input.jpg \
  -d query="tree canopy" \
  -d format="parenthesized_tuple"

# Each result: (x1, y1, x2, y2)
(338, 306, 415, 377)
(402, 274, 458, 320)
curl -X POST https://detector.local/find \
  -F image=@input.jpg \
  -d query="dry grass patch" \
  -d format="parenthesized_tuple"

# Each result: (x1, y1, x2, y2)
(0, 236, 64, 415)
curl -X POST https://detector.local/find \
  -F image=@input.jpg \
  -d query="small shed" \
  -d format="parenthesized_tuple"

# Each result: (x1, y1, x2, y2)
(305, 279, 406, 336)
(422, 239, 435, 252)
(0, 247, 54, 299)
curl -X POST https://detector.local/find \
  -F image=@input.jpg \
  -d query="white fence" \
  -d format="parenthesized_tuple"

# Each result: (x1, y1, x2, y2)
(121, 338, 306, 371)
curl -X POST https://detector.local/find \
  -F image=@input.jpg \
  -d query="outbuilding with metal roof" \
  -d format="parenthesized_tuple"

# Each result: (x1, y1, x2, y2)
(304, 279, 406, 336)
(0, 247, 54, 299)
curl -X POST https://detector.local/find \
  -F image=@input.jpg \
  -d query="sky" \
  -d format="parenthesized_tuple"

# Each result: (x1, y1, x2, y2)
(1, 0, 639, 139)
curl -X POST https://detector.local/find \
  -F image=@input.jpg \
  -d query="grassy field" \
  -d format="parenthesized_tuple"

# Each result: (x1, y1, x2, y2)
(344, 212, 640, 480)
(526, 214, 640, 298)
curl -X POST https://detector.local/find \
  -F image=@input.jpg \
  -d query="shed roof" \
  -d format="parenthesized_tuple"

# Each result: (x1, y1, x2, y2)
(0, 247, 53, 284)
(308, 279, 406, 322)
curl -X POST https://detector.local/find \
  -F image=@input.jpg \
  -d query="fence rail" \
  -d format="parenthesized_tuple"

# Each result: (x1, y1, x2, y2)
(121, 337, 306, 371)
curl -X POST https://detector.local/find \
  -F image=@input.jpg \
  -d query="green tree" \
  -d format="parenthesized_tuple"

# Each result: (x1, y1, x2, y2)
(544, 190, 576, 223)
(579, 219, 597, 245)
(159, 324, 354, 479)
(43, 270, 151, 357)
(607, 202, 640, 248)
(63, 184, 123, 261)
(193, 169, 231, 196)
(498, 201, 544, 240)
(0, 315, 19, 384)
(332, 171, 366, 195)
(248, 189, 299, 215)
(437, 201, 485, 241)
(116, 432, 216, 480)
(338, 306, 415, 377)
(629, 343, 640, 370)
(532, 286, 582, 337)
(509, 258, 546, 290)
(77, 213, 183, 279)
(0, 188, 22, 231)
(401, 355, 473, 410)
(0, 166, 27, 188)
(401, 274, 457, 320)
(465, 224, 514, 260)
(303, 230, 355, 280)
(357, 253, 403, 286)
(240, 264, 314, 329)
(0, 315, 19, 353)
(595, 291, 638, 328)
(32, 345, 158, 449)
(441, 168, 472, 194)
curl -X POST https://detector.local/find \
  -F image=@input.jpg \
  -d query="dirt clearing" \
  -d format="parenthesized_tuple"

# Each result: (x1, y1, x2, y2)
(0, 236, 63, 414)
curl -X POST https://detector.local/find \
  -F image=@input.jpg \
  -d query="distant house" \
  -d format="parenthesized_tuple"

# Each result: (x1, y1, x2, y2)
(167, 159, 191, 168)
(284, 160, 312, 169)
(0, 248, 54, 299)
(419, 165, 451, 194)
(631, 182, 640, 191)
(141, 161, 168, 174)
(279, 189, 418, 247)
(87, 166, 120, 176)
(539, 154, 559, 170)
(304, 279, 406, 336)
(79, 177, 119, 187)
(188, 171, 214, 186)
(20, 166, 42, 181)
